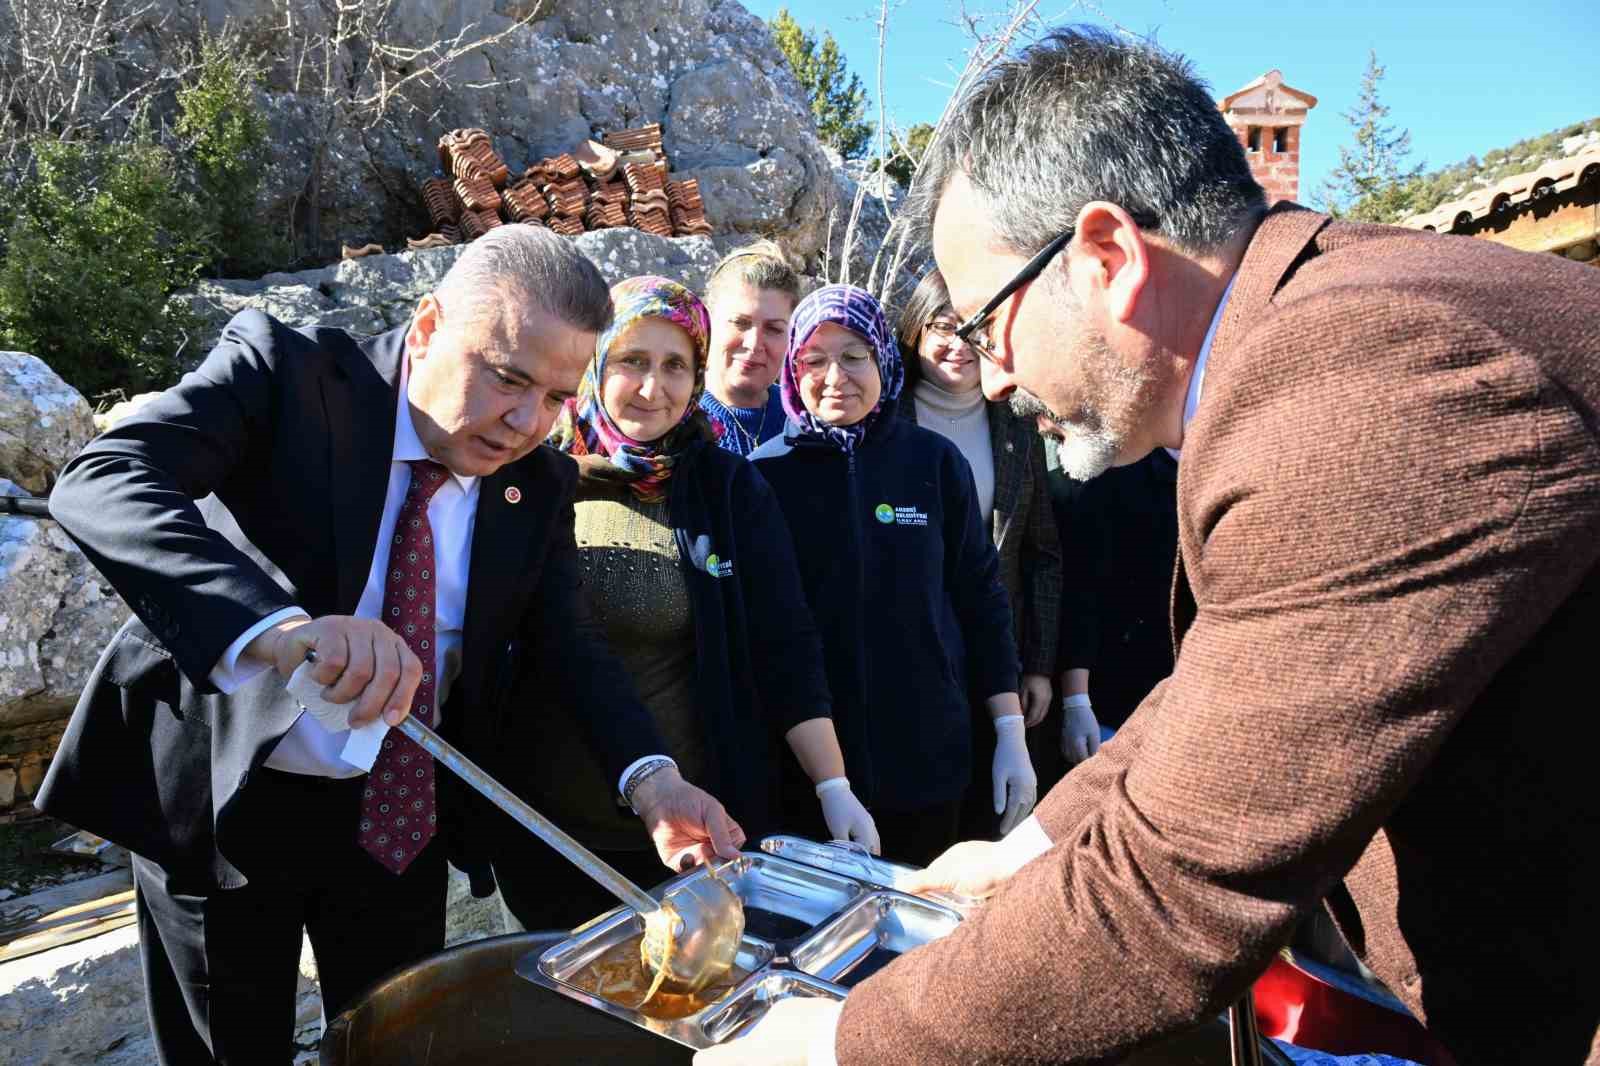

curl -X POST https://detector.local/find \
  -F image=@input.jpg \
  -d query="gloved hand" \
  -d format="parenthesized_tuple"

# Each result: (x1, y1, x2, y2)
(991, 714, 1038, 834)
(816, 777, 880, 854)
(1060, 693, 1102, 764)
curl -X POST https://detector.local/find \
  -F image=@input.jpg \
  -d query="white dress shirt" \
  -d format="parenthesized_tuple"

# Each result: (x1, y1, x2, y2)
(1166, 275, 1235, 461)
(210, 357, 479, 778)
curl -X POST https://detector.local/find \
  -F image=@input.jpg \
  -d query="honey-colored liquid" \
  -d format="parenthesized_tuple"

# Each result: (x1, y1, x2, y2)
(567, 934, 747, 1021)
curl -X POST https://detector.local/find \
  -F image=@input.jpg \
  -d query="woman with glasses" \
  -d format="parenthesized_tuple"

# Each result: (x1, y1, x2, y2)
(896, 268, 1081, 835)
(494, 276, 877, 931)
(698, 240, 799, 457)
(750, 284, 1034, 867)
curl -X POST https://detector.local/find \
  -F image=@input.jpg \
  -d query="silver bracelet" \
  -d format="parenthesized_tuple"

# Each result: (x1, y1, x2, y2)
(623, 757, 676, 814)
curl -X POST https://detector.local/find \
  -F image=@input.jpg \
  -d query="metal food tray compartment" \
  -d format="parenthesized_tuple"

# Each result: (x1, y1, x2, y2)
(789, 891, 962, 988)
(515, 845, 962, 1050)
(759, 834, 980, 914)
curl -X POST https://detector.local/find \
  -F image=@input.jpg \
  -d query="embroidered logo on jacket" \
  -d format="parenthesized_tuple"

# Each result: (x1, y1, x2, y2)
(874, 502, 929, 527)
(688, 534, 734, 577)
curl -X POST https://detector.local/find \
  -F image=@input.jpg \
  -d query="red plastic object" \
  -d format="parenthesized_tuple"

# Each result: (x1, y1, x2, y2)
(1253, 956, 1457, 1065)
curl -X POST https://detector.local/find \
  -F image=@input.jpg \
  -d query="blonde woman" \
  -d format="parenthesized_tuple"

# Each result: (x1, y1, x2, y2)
(698, 240, 802, 456)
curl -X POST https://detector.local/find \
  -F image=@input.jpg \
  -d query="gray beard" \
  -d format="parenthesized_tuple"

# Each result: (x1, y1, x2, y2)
(1054, 425, 1121, 481)
(1010, 387, 1120, 482)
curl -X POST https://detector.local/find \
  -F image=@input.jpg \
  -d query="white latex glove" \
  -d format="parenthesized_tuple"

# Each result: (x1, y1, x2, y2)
(815, 777, 880, 855)
(991, 714, 1037, 835)
(1060, 693, 1102, 764)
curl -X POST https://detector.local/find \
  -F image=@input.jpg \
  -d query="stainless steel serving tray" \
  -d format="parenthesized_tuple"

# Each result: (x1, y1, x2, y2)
(789, 890, 962, 988)
(759, 834, 980, 914)
(515, 846, 961, 1050)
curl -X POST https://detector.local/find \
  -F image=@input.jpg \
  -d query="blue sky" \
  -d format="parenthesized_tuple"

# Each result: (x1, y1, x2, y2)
(740, 0, 1599, 200)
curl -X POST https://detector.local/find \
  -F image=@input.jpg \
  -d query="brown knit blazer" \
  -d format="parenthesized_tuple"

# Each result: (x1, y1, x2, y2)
(836, 205, 1600, 1065)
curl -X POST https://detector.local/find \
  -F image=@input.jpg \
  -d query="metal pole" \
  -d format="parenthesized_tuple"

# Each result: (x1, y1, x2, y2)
(1229, 993, 1264, 1066)
(394, 713, 662, 915)
(0, 495, 51, 517)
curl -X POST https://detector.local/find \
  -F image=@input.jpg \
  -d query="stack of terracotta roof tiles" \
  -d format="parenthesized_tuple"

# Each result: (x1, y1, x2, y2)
(667, 178, 713, 237)
(435, 128, 508, 240)
(412, 123, 714, 247)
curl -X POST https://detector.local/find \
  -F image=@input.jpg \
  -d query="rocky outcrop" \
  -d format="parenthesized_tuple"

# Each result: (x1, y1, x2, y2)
(0, 519, 126, 735)
(0, 354, 96, 496)
(176, 228, 724, 349)
(44, 1, 835, 266)
(823, 151, 930, 312)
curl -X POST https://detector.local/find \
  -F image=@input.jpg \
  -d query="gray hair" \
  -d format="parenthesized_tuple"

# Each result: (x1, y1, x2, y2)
(911, 28, 1266, 257)
(434, 224, 613, 332)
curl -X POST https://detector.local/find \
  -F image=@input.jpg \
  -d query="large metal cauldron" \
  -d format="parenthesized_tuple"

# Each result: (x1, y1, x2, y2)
(321, 933, 690, 1066)
(321, 932, 1293, 1066)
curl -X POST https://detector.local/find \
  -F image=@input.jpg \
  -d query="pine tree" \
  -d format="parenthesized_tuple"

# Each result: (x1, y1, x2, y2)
(883, 122, 935, 186)
(771, 8, 874, 159)
(1319, 50, 1424, 223)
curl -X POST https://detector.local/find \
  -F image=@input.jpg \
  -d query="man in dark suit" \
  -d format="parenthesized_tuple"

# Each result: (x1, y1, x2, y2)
(37, 224, 743, 1064)
(702, 28, 1600, 1066)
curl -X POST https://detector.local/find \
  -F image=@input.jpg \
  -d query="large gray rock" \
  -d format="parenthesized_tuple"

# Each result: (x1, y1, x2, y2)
(54, 1, 835, 267)
(825, 151, 929, 313)
(0, 353, 96, 495)
(0, 518, 128, 730)
(176, 229, 723, 349)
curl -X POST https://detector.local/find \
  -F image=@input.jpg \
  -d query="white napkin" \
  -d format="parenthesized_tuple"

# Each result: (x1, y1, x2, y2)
(285, 661, 390, 772)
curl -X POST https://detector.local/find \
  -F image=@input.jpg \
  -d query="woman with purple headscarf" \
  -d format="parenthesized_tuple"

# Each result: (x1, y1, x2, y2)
(750, 285, 1034, 866)
(493, 277, 877, 933)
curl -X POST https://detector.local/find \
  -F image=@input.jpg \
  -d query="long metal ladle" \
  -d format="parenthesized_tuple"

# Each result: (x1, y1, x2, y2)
(302, 652, 745, 992)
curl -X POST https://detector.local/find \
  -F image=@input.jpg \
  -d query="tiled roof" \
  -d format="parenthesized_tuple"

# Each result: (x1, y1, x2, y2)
(1401, 145, 1600, 233)
(1217, 70, 1318, 114)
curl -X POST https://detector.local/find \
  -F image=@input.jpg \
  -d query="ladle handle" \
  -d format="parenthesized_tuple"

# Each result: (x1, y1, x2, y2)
(395, 714, 662, 916)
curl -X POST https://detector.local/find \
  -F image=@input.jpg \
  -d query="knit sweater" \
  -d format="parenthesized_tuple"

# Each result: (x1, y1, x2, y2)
(699, 385, 787, 458)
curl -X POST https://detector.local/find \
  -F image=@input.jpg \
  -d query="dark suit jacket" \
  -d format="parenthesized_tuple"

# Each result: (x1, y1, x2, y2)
(836, 206, 1600, 1064)
(36, 309, 665, 891)
(904, 399, 1062, 676)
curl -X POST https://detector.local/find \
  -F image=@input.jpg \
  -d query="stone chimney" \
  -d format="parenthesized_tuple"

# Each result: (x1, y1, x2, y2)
(1218, 71, 1318, 205)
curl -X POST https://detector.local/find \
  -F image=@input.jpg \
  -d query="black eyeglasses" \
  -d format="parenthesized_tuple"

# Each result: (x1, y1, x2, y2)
(954, 210, 1160, 359)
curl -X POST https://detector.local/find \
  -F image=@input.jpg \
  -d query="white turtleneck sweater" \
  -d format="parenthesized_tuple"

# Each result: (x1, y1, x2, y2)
(913, 378, 995, 526)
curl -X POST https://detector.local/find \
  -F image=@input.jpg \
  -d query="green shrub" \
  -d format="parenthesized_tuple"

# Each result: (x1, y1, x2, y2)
(177, 33, 283, 277)
(0, 136, 208, 399)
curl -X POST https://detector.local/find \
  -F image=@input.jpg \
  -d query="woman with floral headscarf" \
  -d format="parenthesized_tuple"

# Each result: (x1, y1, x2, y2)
(493, 276, 876, 933)
(750, 284, 1034, 867)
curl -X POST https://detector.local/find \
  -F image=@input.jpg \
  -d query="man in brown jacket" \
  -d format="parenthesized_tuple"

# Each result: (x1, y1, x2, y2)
(700, 27, 1600, 1066)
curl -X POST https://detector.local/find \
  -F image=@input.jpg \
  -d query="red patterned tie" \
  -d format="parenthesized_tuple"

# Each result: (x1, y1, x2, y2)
(359, 459, 448, 874)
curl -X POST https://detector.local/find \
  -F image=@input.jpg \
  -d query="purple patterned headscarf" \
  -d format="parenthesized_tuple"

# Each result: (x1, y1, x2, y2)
(779, 284, 903, 453)
(547, 275, 711, 503)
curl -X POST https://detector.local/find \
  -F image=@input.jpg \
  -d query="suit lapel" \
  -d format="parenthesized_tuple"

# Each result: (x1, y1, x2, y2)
(323, 327, 405, 613)
(988, 402, 1023, 548)
(1208, 205, 1328, 374)
(459, 457, 547, 749)
(1170, 207, 1327, 659)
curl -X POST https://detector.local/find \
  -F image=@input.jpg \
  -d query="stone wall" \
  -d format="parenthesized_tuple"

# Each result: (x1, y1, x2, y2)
(176, 229, 724, 352)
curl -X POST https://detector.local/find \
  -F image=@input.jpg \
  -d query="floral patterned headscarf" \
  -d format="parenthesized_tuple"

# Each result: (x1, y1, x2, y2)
(779, 284, 903, 453)
(547, 275, 711, 502)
